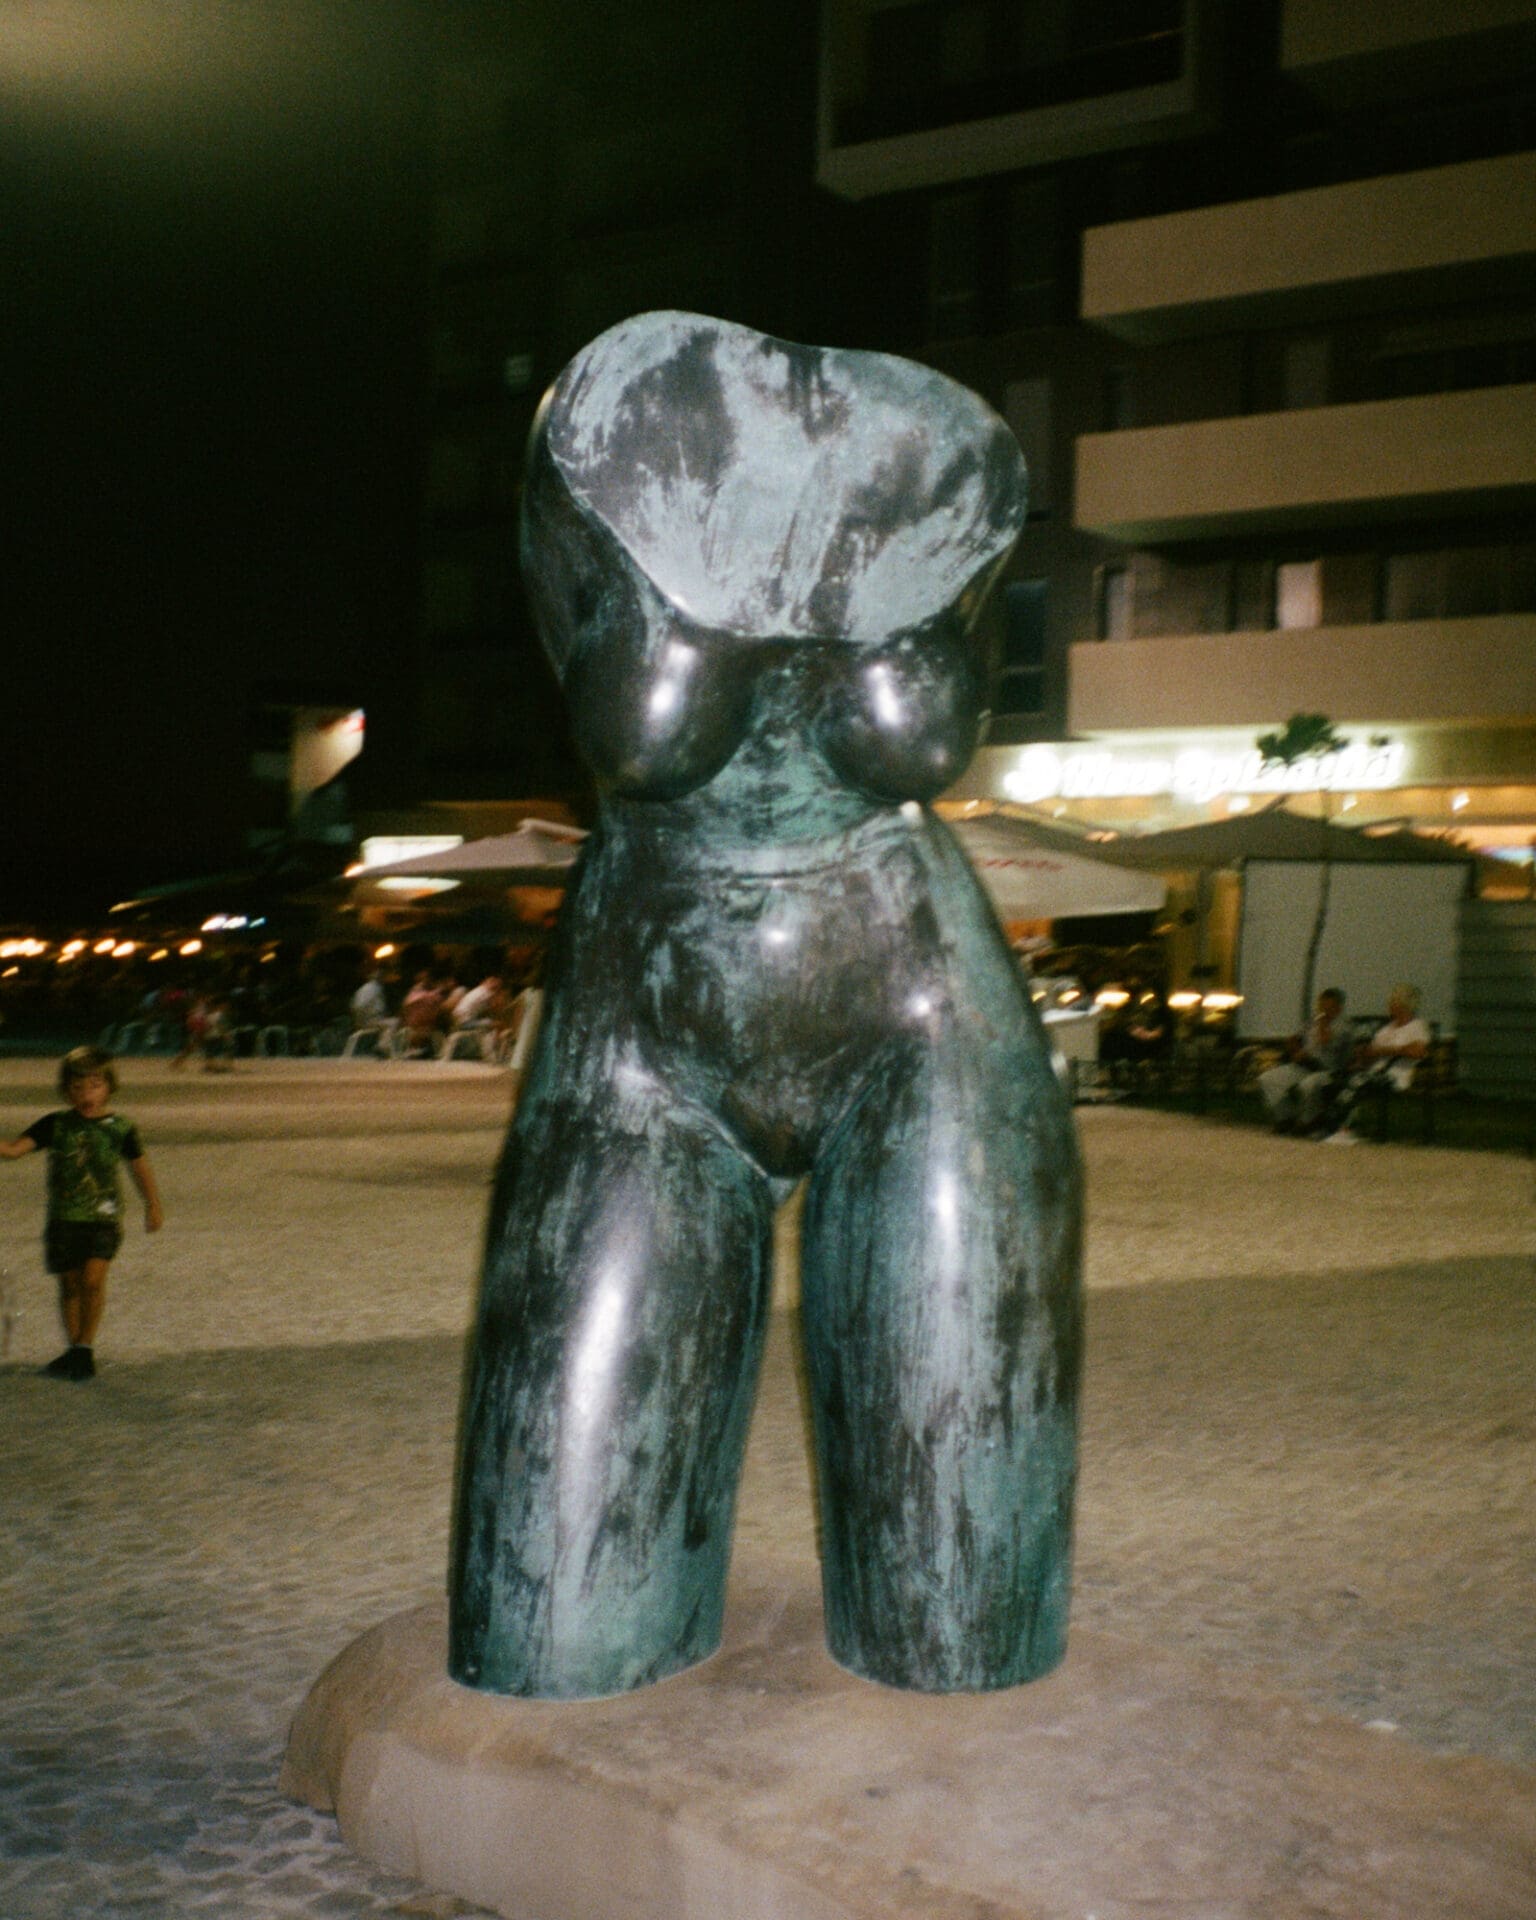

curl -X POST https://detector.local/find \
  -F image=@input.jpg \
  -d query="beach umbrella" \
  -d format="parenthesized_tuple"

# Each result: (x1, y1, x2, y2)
(1102, 809, 1473, 870)
(948, 813, 1165, 919)
(356, 821, 585, 886)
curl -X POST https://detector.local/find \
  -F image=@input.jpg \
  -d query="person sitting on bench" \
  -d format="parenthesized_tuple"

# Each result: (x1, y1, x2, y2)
(1260, 987, 1353, 1135)
(1324, 985, 1432, 1144)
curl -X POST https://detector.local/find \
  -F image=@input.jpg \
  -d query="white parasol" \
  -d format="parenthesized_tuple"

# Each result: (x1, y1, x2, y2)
(948, 814, 1166, 919)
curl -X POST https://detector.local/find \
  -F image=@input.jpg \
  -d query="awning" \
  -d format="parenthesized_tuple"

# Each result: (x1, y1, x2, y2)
(948, 814, 1166, 919)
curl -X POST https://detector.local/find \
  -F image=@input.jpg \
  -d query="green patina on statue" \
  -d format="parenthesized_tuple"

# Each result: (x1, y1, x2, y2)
(449, 312, 1083, 1699)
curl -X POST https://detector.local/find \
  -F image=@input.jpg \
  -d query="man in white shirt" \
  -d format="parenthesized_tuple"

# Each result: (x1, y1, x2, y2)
(452, 975, 504, 1029)
(1362, 985, 1432, 1090)
(1326, 984, 1432, 1143)
(350, 970, 390, 1027)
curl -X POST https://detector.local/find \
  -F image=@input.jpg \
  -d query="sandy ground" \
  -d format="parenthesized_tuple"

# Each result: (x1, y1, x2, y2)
(4, 1058, 1529, 1353)
(1, 1056, 1533, 1915)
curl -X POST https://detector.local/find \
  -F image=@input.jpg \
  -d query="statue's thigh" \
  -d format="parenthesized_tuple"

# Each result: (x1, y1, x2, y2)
(451, 1105, 774, 1698)
(802, 1041, 1082, 1691)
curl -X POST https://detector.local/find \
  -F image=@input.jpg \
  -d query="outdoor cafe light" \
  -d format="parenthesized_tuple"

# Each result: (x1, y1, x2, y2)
(179, 939, 203, 957)
(374, 943, 397, 959)
(1095, 988, 1131, 1009)
(62, 940, 86, 956)
(1202, 992, 1243, 1011)
(93, 938, 115, 955)
(1167, 991, 1202, 1011)
(150, 949, 169, 962)
(112, 942, 135, 958)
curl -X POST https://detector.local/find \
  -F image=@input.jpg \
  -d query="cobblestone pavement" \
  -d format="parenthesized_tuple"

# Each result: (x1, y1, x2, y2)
(1, 1059, 1533, 1916)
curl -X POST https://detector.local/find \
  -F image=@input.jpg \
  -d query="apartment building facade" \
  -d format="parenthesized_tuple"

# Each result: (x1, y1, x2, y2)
(816, 0, 1536, 869)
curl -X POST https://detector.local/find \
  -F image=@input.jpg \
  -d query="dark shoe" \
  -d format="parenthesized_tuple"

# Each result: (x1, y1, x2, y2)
(67, 1345, 95, 1381)
(41, 1350, 75, 1378)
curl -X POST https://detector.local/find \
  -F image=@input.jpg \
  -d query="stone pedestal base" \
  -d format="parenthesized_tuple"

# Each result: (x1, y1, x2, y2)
(283, 1556, 1536, 1920)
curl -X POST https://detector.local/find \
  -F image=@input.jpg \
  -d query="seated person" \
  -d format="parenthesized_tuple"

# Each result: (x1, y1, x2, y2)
(451, 974, 504, 1030)
(201, 996, 235, 1073)
(399, 970, 448, 1057)
(350, 968, 390, 1028)
(1098, 986, 1173, 1079)
(1325, 985, 1432, 1143)
(1259, 987, 1352, 1134)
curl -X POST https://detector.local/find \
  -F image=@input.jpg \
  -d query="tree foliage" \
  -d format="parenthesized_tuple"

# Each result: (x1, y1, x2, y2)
(1256, 712, 1348, 768)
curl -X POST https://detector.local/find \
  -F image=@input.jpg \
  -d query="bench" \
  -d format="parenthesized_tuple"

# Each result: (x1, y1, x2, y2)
(1346, 1021, 1454, 1144)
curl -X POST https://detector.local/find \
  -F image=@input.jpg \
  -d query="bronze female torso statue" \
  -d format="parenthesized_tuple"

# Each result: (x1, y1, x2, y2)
(450, 313, 1082, 1698)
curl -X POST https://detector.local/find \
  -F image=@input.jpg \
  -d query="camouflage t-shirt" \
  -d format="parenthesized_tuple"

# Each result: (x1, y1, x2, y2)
(24, 1111, 144, 1224)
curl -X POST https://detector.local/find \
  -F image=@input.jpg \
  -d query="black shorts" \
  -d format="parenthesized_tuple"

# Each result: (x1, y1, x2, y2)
(45, 1219, 123, 1274)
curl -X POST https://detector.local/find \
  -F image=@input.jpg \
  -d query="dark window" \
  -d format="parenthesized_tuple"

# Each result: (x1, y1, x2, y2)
(939, 2, 991, 86)
(867, 4, 933, 108)
(998, 578, 1049, 714)
(1230, 558, 1272, 633)
(928, 189, 985, 338)
(1383, 551, 1442, 623)
(1101, 365, 1135, 430)
(1318, 553, 1377, 628)
(1281, 335, 1331, 410)
(1132, 553, 1230, 637)
(1005, 175, 1061, 329)
(1444, 547, 1506, 620)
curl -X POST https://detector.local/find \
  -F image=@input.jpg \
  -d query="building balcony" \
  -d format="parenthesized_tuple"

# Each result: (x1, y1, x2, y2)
(816, 0, 1214, 200)
(1067, 613, 1536, 735)
(1081, 152, 1536, 343)
(1074, 384, 1536, 542)
(1281, 0, 1536, 107)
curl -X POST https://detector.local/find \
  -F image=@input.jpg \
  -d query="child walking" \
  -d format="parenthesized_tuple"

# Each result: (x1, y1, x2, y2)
(0, 1046, 163, 1380)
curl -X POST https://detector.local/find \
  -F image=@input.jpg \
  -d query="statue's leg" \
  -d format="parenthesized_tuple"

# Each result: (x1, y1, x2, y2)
(802, 1037, 1082, 1691)
(449, 1094, 775, 1698)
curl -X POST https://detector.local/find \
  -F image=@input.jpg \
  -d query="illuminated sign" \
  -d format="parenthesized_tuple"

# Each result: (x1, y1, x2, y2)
(1001, 738, 1407, 807)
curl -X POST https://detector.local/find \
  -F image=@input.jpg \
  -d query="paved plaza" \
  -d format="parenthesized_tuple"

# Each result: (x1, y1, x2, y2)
(1, 1057, 1533, 1917)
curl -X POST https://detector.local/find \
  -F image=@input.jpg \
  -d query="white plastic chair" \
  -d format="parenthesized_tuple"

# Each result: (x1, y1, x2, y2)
(439, 1024, 494, 1062)
(342, 1021, 399, 1059)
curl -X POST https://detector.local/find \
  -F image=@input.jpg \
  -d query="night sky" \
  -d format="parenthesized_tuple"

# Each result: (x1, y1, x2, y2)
(1, 4, 431, 916)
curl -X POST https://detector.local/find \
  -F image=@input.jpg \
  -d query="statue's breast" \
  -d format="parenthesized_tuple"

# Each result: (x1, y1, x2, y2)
(521, 311, 1027, 816)
(565, 619, 985, 810)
